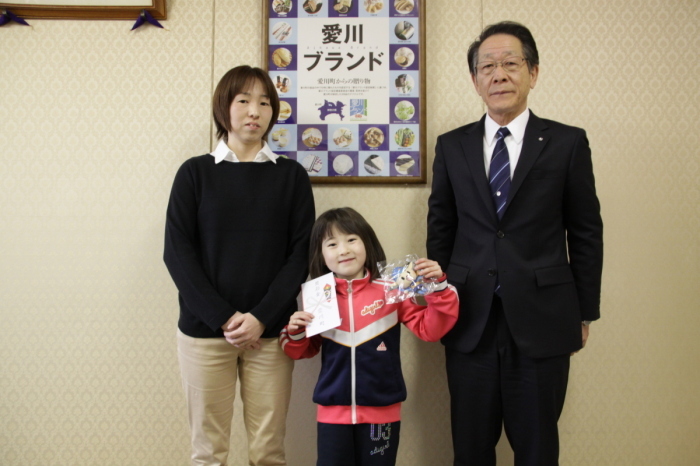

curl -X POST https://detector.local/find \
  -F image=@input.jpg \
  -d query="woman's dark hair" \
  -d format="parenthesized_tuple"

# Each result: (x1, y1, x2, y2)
(467, 21, 539, 76)
(309, 207, 386, 280)
(212, 65, 280, 142)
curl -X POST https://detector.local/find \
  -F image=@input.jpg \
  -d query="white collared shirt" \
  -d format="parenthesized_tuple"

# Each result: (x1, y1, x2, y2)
(210, 139, 280, 164)
(483, 109, 530, 179)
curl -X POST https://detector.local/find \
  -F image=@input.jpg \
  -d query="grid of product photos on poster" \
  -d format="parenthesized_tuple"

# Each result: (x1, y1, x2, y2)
(268, 0, 421, 180)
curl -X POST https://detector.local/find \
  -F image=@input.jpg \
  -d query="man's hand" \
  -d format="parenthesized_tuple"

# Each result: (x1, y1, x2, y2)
(571, 323, 590, 356)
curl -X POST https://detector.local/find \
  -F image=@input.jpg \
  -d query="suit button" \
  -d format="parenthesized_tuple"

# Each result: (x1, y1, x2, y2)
(488, 269, 497, 276)
(497, 230, 505, 238)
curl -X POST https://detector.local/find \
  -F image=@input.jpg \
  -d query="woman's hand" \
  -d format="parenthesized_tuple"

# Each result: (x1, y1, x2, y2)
(414, 258, 443, 280)
(223, 313, 265, 349)
(221, 312, 242, 333)
(288, 311, 314, 332)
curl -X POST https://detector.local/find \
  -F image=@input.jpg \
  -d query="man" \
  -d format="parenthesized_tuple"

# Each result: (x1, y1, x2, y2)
(427, 21, 603, 465)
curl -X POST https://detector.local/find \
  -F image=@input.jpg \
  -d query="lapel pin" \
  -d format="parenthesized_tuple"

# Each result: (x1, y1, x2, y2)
(538, 137, 543, 141)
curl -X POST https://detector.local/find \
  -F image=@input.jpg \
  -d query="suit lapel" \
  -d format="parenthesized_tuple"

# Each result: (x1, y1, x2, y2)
(504, 112, 550, 215)
(459, 116, 497, 222)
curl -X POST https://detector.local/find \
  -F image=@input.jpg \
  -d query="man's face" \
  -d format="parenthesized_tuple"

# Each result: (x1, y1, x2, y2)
(471, 33, 539, 125)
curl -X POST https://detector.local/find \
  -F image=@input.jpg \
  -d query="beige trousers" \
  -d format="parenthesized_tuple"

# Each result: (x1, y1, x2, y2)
(177, 330, 294, 466)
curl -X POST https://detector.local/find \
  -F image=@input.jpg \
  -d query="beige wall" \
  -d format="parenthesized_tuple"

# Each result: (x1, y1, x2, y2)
(1, 0, 699, 464)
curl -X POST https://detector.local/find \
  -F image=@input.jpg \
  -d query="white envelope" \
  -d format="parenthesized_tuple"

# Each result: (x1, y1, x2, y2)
(301, 272, 341, 337)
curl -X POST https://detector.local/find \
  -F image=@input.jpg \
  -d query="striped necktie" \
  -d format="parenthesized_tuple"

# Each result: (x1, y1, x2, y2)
(489, 127, 511, 220)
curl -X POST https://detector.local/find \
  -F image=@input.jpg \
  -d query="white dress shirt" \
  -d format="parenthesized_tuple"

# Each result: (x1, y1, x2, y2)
(210, 139, 280, 164)
(482, 109, 530, 179)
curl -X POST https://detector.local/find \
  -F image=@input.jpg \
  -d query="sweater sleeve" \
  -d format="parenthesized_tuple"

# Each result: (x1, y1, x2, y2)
(163, 159, 237, 331)
(279, 326, 322, 360)
(248, 162, 316, 334)
(399, 274, 459, 342)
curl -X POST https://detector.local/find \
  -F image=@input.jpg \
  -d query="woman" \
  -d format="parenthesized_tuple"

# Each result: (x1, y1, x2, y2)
(164, 65, 315, 465)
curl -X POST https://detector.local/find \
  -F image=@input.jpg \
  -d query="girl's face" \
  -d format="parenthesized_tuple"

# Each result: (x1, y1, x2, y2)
(321, 226, 367, 281)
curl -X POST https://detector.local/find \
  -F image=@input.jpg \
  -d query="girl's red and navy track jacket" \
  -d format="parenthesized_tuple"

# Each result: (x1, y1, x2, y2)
(279, 271, 458, 424)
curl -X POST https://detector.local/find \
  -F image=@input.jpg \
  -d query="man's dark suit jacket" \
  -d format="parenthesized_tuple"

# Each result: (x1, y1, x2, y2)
(427, 111, 603, 359)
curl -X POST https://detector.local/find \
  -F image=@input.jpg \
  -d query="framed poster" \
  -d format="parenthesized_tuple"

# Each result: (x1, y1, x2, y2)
(0, 0, 166, 20)
(263, 0, 425, 184)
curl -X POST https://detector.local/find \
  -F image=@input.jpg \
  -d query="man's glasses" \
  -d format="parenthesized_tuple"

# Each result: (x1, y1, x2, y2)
(475, 56, 528, 75)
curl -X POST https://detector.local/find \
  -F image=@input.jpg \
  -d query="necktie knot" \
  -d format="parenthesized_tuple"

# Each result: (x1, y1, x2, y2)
(497, 126, 511, 141)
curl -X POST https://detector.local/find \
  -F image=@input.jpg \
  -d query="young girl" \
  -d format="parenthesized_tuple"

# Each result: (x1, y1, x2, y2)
(279, 207, 458, 466)
(164, 65, 315, 465)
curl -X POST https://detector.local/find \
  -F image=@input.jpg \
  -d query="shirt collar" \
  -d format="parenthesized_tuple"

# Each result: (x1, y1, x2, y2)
(210, 139, 279, 164)
(484, 108, 530, 145)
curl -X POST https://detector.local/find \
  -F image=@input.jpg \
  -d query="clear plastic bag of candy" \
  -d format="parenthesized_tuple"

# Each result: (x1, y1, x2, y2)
(378, 254, 438, 303)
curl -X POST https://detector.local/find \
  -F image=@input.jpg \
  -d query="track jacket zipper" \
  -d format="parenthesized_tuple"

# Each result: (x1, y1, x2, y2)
(348, 281, 357, 424)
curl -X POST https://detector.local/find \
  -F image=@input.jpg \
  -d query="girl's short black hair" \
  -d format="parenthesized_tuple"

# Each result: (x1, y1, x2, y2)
(309, 207, 386, 280)
(212, 65, 280, 142)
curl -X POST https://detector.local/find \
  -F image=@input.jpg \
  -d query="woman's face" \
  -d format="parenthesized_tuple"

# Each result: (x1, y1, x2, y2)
(227, 79, 273, 150)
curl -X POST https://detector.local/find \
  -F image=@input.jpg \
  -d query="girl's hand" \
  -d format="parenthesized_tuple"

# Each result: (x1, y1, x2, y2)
(288, 311, 314, 332)
(414, 258, 443, 280)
